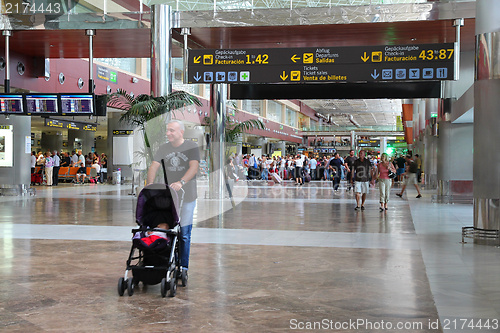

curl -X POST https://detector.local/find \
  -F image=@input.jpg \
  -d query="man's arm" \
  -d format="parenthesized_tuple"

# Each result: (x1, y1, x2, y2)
(170, 160, 199, 192)
(146, 160, 161, 185)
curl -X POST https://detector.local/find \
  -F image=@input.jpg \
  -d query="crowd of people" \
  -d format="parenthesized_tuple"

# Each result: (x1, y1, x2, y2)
(227, 150, 422, 211)
(31, 150, 108, 185)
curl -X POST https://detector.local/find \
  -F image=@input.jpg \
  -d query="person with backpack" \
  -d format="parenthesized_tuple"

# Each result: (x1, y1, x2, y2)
(396, 155, 422, 198)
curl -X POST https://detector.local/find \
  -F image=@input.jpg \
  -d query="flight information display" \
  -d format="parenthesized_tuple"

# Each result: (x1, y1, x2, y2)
(0, 94, 24, 114)
(60, 94, 94, 115)
(25, 94, 59, 114)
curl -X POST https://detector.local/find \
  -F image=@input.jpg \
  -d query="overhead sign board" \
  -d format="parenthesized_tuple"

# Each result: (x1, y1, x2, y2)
(45, 118, 97, 131)
(97, 65, 118, 84)
(357, 139, 380, 147)
(387, 140, 407, 148)
(113, 130, 134, 135)
(188, 43, 455, 84)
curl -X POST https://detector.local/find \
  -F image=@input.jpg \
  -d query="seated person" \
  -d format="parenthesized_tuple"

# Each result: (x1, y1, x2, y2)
(91, 162, 101, 173)
(75, 162, 87, 184)
(140, 222, 168, 246)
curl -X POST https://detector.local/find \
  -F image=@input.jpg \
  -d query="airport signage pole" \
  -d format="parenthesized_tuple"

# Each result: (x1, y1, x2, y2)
(3, 30, 12, 93)
(86, 29, 95, 94)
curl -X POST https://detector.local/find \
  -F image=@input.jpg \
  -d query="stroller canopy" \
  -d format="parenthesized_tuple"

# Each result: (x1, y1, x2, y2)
(136, 184, 179, 229)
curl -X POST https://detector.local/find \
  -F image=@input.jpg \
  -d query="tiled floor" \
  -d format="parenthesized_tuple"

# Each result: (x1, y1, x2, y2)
(0, 180, 499, 332)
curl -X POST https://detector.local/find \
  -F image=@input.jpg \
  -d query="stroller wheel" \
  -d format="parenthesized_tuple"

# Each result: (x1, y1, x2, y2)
(161, 278, 168, 298)
(117, 277, 126, 296)
(127, 278, 134, 296)
(181, 270, 188, 287)
(168, 277, 177, 297)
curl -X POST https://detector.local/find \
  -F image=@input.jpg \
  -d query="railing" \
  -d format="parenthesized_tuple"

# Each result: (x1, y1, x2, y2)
(301, 124, 404, 132)
(462, 226, 500, 245)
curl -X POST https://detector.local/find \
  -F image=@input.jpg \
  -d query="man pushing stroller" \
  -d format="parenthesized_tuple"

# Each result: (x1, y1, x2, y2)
(146, 120, 200, 282)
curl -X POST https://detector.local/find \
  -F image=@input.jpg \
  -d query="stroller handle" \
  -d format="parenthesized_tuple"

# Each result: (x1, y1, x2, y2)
(168, 186, 185, 225)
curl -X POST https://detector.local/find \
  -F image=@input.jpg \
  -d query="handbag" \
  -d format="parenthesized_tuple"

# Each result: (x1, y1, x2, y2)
(388, 170, 396, 179)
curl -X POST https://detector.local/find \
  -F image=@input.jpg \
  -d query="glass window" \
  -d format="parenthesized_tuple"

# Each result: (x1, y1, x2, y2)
(286, 107, 297, 128)
(241, 100, 261, 115)
(267, 100, 282, 123)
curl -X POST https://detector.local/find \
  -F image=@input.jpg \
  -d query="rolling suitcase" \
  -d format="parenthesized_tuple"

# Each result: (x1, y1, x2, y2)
(271, 173, 282, 184)
(31, 173, 42, 185)
(304, 173, 311, 183)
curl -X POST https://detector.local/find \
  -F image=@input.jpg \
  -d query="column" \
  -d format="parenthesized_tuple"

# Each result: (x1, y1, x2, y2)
(276, 141, 286, 157)
(41, 132, 63, 152)
(209, 84, 226, 200)
(0, 116, 31, 191)
(473, 0, 500, 238)
(380, 137, 387, 155)
(350, 130, 356, 152)
(151, 4, 172, 97)
(401, 100, 413, 151)
(68, 130, 94, 155)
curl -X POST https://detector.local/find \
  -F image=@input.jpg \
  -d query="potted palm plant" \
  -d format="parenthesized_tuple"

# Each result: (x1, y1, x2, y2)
(107, 89, 203, 166)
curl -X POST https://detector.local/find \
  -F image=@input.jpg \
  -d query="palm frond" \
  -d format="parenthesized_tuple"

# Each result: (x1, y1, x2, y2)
(225, 119, 265, 142)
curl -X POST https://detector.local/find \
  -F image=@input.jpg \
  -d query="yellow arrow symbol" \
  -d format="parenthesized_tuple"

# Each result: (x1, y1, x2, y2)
(193, 56, 201, 64)
(280, 71, 288, 81)
(291, 54, 301, 63)
(361, 52, 369, 62)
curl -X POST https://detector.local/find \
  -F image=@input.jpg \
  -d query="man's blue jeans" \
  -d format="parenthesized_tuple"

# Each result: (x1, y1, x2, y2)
(179, 199, 196, 270)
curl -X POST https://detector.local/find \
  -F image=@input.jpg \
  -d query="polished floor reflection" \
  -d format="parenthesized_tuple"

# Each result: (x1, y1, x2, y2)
(0, 181, 498, 332)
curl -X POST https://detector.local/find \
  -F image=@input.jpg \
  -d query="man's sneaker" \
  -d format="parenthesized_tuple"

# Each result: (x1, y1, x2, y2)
(361, 206, 366, 210)
(416, 194, 422, 198)
(396, 193, 402, 198)
(354, 206, 360, 211)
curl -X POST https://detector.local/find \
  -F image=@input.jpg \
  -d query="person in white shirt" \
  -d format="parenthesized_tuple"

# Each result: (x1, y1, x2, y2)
(30, 151, 37, 174)
(261, 156, 270, 180)
(310, 157, 317, 180)
(248, 154, 257, 180)
(52, 150, 61, 186)
(279, 157, 286, 179)
(71, 150, 78, 166)
(77, 151, 85, 167)
(294, 154, 304, 185)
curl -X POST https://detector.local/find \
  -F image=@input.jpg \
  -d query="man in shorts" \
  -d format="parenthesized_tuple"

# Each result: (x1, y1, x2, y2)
(396, 155, 422, 198)
(353, 150, 375, 211)
(395, 154, 406, 183)
(75, 161, 86, 184)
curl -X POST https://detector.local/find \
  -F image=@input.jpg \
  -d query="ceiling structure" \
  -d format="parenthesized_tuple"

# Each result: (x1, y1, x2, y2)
(0, 1, 476, 132)
(302, 99, 402, 128)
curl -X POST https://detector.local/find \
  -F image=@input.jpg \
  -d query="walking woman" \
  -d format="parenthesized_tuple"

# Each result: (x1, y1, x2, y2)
(44, 151, 54, 186)
(376, 153, 396, 211)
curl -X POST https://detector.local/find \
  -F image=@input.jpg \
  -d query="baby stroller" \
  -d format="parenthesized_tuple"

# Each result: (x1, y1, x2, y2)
(117, 183, 186, 297)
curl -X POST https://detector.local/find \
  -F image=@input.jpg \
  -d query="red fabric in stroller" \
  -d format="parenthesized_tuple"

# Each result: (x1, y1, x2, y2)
(133, 184, 180, 252)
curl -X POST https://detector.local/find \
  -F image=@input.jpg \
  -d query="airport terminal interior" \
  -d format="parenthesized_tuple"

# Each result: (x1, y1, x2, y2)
(2, 0, 500, 332)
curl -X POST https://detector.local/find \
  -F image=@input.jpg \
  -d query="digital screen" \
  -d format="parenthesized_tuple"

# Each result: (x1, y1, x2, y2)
(60, 94, 94, 115)
(25, 94, 59, 114)
(0, 94, 24, 114)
